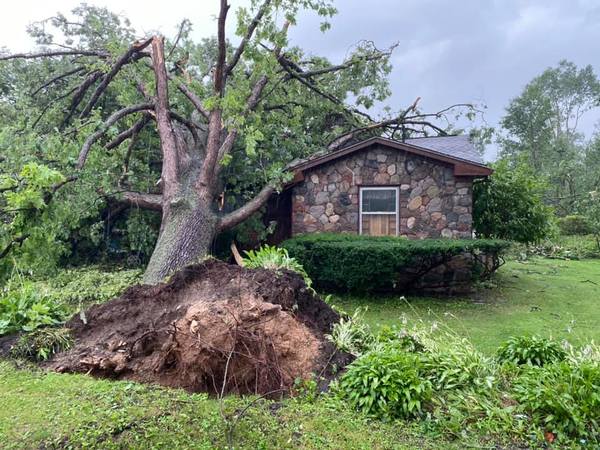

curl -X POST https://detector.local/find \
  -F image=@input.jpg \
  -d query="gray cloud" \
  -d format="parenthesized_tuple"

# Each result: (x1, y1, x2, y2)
(2, 0, 599, 160)
(289, 0, 600, 159)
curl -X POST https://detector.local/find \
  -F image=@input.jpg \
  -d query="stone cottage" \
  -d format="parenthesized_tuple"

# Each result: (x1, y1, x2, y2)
(271, 136, 491, 240)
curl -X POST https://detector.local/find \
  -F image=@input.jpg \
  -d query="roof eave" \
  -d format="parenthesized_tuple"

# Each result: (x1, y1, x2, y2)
(289, 136, 491, 177)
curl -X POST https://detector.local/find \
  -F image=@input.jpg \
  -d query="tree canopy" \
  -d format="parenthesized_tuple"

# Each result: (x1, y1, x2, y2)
(0, 2, 477, 282)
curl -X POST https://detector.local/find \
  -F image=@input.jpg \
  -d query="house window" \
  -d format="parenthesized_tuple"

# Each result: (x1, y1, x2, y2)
(359, 187, 399, 236)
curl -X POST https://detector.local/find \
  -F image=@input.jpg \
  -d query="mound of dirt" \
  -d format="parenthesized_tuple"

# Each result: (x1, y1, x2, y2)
(49, 259, 350, 395)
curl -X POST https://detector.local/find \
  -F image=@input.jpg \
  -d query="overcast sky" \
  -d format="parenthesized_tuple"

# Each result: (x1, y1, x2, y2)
(2, 0, 600, 160)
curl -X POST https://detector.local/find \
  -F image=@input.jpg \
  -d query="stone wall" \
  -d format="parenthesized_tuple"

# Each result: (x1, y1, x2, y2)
(291, 145, 474, 238)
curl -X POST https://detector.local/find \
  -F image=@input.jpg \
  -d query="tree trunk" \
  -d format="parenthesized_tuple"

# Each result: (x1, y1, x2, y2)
(143, 195, 218, 284)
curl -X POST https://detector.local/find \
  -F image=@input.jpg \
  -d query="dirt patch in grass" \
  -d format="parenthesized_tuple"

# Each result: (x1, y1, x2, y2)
(48, 259, 349, 395)
(0, 334, 18, 358)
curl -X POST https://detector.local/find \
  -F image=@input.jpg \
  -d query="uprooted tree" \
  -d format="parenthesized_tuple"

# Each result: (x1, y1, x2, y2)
(1, 1, 479, 284)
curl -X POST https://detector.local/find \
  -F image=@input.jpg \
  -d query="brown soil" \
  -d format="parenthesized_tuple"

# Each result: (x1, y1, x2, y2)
(49, 259, 350, 395)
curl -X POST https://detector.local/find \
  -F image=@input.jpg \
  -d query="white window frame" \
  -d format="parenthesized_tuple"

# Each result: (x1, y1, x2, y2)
(359, 186, 399, 236)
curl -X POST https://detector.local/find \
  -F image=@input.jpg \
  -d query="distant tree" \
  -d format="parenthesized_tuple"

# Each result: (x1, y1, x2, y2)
(499, 60, 600, 214)
(473, 159, 554, 243)
(581, 190, 600, 251)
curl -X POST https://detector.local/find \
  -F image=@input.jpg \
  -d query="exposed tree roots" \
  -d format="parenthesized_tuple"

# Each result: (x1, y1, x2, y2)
(49, 259, 349, 395)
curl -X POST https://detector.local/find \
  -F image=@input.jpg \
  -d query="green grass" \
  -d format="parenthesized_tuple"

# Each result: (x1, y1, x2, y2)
(0, 361, 473, 449)
(1, 256, 599, 448)
(333, 257, 600, 354)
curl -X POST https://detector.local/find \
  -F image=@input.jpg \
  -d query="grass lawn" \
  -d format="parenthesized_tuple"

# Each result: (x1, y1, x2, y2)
(1, 256, 599, 448)
(333, 257, 600, 354)
(0, 361, 472, 449)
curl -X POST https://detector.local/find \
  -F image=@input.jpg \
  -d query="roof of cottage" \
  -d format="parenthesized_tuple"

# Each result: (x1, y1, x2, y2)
(288, 135, 491, 178)
(404, 135, 484, 165)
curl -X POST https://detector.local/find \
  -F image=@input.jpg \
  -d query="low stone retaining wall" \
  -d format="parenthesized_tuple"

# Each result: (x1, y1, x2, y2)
(396, 251, 503, 295)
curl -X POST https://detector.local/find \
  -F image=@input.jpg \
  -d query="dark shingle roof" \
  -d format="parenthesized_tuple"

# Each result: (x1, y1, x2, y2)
(288, 135, 486, 172)
(404, 135, 483, 165)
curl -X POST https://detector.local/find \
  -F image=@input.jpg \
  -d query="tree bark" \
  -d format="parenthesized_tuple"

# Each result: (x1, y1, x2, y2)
(143, 193, 218, 284)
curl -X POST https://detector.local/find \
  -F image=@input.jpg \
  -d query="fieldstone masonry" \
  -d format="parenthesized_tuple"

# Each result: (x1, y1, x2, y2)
(291, 145, 474, 238)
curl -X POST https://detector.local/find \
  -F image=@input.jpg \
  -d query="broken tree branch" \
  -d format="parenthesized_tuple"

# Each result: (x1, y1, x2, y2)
(177, 82, 210, 119)
(31, 66, 85, 96)
(218, 183, 275, 231)
(0, 49, 108, 61)
(121, 191, 163, 211)
(0, 235, 30, 260)
(327, 97, 422, 149)
(77, 102, 154, 169)
(79, 38, 153, 118)
(151, 36, 182, 196)
(225, 0, 272, 77)
(105, 114, 151, 150)
(214, 0, 230, 95)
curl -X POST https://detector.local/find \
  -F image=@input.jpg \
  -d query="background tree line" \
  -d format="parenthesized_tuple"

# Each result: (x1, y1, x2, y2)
(474, 60, 600, 246)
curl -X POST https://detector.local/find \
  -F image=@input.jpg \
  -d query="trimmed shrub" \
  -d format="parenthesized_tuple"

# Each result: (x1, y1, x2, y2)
(497, 335, 566, 366)
(557, 215, 591, 235)
(282, 233, 509, 292)
(339, 348, 432, 419)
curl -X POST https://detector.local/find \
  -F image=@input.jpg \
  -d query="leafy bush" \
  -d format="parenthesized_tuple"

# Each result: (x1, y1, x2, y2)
(0, 280, 68, 335)
(376, 325, 426, 353)
(326, 308, 374, 356)
(10, 327, 72, 361)
(282, 233, 509, 291)
(473, 159, 555, 243)
(497, 335, 566, 366)
(513, 362, 600, 441)
(243, 244, 312, 287)
(339, 348, 432, 420)
(557, 215, 591, 235)
(335, 318, 599, 445)
(421, 345, 496, 391)
(0, 162, 70, 281)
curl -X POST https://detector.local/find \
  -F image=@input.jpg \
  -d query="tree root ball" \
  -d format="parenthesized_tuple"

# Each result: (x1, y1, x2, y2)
(49, 259, 350, 395)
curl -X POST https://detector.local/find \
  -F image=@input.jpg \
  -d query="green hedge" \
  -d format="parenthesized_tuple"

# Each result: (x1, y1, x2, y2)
(281, 233, 510, 292)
